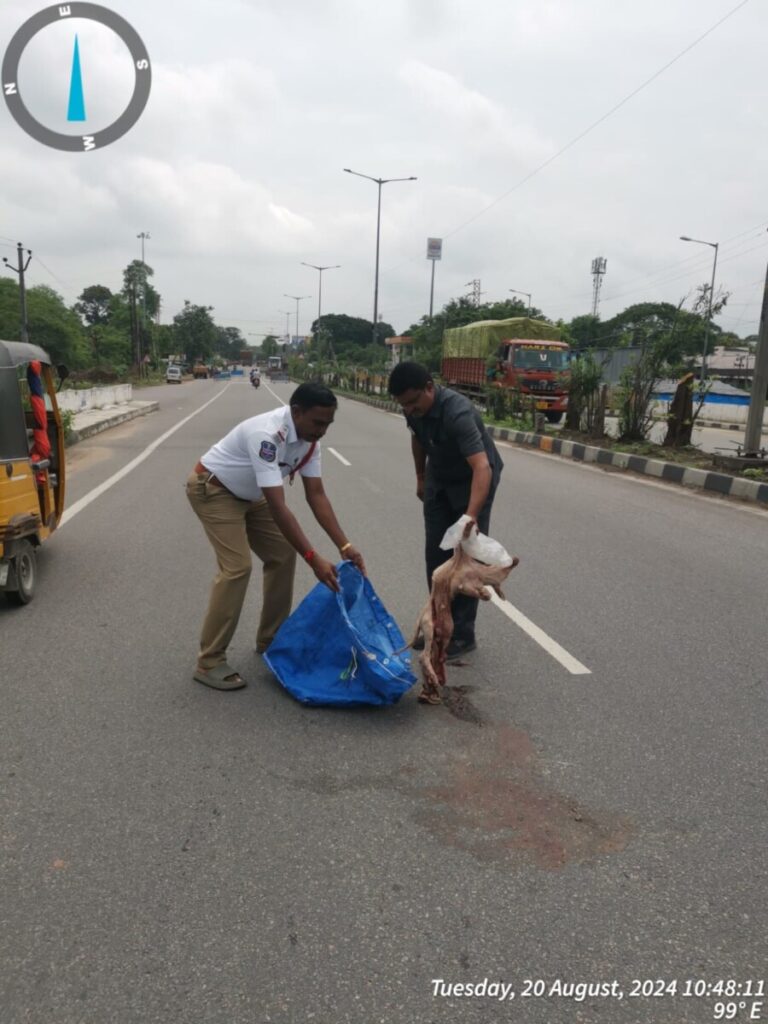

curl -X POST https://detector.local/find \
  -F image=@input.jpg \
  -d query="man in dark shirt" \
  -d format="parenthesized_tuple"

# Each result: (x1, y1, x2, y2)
(388, 361, 503, 659)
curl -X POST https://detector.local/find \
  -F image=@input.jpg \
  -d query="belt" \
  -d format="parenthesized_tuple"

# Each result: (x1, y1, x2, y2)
(194, 461, 236, 496)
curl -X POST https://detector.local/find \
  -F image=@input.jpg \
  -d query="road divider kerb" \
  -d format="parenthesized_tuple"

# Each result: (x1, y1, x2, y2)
(487, 426, 768, 507)
(334, 392, 768, 509)
(66, 400, 159, 445)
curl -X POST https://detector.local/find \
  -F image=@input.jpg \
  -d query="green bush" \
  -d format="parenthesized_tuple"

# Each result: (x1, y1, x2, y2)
(61, 409, 75, 443)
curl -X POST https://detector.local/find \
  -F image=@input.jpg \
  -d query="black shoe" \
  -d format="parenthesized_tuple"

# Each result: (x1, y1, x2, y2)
(446, 637, 477, 661)
(411, 635, 425, 651)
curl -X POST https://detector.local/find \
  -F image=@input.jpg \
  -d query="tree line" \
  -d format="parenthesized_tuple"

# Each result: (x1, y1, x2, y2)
(0, 260, 249, 378)
(0, 259, 753, 382)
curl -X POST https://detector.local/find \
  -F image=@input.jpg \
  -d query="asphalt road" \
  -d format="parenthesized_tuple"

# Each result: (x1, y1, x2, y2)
(2, 378, 766, 1024)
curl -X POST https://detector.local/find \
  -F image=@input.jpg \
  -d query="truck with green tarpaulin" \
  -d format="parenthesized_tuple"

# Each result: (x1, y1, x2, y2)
(442, 317, 570, 423)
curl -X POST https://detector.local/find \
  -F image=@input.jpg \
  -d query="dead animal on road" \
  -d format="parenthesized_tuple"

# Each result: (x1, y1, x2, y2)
(409, 546, 519, 706)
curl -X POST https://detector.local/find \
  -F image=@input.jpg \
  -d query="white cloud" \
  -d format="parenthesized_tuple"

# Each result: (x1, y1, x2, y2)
(399, 60, 553, 164)
(0, 0, 766, 334)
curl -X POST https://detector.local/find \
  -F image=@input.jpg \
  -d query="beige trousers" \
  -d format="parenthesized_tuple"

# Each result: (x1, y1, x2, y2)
(186, 471, 296, 670)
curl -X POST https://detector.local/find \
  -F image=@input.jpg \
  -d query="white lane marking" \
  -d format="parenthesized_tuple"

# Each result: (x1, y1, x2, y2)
(262, 380, 286, 405)
(60, 385, 232, 527)
(327, 447, 351, 466)
(487, 587, 592, 675)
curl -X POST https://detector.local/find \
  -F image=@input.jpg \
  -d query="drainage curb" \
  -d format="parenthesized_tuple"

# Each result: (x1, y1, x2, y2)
(66, 401, 160, 445)
(331, 389, 768, 505)
(485, 426, 768, 507)
(336, 393, 768, 508)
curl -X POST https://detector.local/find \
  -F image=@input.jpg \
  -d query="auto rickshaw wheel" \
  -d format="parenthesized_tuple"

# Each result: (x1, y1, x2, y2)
(5, 540, 36, 606)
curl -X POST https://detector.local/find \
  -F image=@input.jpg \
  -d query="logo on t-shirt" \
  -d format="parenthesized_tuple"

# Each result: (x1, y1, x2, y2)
(259, 440, 277, 463)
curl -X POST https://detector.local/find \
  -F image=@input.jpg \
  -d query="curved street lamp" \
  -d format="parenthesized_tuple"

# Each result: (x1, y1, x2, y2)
(680, 235, 719, 383)
(343, 168, 417, 344)
(509, 288, 532, 315)
(284, 294, 311, 347)
(301, 262, 340, 354)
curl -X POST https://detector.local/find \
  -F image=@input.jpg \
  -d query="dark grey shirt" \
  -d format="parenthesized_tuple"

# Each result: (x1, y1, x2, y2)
(406, 386, 503, 486)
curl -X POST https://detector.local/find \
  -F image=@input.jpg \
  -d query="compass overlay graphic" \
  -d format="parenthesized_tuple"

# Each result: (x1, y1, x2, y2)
(2, 3, 151, 152)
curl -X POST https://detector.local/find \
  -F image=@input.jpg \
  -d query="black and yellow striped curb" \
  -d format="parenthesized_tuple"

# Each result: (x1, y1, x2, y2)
(347, 394, 768, 508)
(485, 426, 768, 507)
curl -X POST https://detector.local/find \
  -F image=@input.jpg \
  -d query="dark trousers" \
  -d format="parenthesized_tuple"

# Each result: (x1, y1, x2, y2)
(423, 475, 498, 643)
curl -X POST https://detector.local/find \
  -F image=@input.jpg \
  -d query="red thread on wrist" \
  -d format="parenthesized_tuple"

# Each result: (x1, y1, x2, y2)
(303, 549, 316, 564)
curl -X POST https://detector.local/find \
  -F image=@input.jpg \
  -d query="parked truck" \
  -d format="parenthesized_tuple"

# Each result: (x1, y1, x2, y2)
(442, 317, 570, 423)
(266, 354, 289, 381)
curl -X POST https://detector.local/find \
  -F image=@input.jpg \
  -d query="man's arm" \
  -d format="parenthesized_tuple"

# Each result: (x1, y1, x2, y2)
(411, 434, 427, 502)
(464, 452, 492, 525)
(447, 407, 492, 526)
(301, 477, 367, 575)
(261, 484, 340, 591)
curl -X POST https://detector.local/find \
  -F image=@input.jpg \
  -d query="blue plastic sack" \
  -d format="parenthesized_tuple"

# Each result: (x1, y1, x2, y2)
(264, 562, 416, 706)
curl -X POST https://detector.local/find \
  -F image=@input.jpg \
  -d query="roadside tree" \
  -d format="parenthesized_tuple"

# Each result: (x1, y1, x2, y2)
(173, 301, 217, 361)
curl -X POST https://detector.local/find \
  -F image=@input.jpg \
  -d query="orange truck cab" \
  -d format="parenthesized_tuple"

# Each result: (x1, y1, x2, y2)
(0, 340, 68, 604)
(442, 317, 570, 423)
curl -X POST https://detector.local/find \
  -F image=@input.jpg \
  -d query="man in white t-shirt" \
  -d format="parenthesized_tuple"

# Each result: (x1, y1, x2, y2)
(186, 382, 365, 690)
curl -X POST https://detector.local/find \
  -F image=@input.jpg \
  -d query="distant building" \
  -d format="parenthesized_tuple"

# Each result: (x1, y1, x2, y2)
(583, 344, 755, 388)
(704, 346, 755, 386)
(385, 336, 414, 368)
(580, 346, 642, 384)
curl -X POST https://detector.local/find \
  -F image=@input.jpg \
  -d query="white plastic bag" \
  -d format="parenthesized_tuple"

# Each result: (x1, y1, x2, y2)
(439, 514, 514, 567)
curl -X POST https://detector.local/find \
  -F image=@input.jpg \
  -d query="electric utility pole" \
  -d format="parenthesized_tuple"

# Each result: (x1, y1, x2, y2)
(743, 262, 768, 457)
(2, 242, 33, 342)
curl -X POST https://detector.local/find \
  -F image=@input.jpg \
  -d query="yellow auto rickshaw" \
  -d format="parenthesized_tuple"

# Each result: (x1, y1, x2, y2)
(0, 340, 68, 604)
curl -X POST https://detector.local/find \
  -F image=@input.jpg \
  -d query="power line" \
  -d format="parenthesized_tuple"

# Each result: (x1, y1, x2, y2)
(599, 222, 768, 298)
(382, 0, 752, 277)
(599, 236, 768, 307)
(603, 230, 768, 299)
(533, 225, 768, 310)
(444, 0, 752, 240)
(30, 253, 73, 291)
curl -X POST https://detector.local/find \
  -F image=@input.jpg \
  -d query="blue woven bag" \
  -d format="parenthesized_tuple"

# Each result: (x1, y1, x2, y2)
(263, 562, 416, 706)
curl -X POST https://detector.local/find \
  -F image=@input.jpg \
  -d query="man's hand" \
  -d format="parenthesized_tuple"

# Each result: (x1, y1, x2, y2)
(416, 474, 425, 502)
(341, 544, 367, 576)
(311, 554, 340, 592)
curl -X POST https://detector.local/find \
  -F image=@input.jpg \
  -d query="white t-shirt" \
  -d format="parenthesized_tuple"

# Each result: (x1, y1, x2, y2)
(200, 405, 321, 500)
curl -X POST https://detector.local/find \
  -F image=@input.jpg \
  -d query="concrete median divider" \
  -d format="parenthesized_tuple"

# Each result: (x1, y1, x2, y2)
(61, 385, 159, 445)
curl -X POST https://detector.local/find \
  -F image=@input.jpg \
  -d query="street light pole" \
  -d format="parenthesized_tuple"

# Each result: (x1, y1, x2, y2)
(278, 310, 291, 347)
(680, 235, 719, 384)
(509, 288, 532, 315)
(343, 168, 417, 344)
(284, 294, 310, 347)
(301, 262, 340, 355)
(137, 231, 151, 370)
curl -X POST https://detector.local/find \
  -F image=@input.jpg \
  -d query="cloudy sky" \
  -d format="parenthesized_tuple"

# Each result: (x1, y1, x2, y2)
(1, 0, 766, 343)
